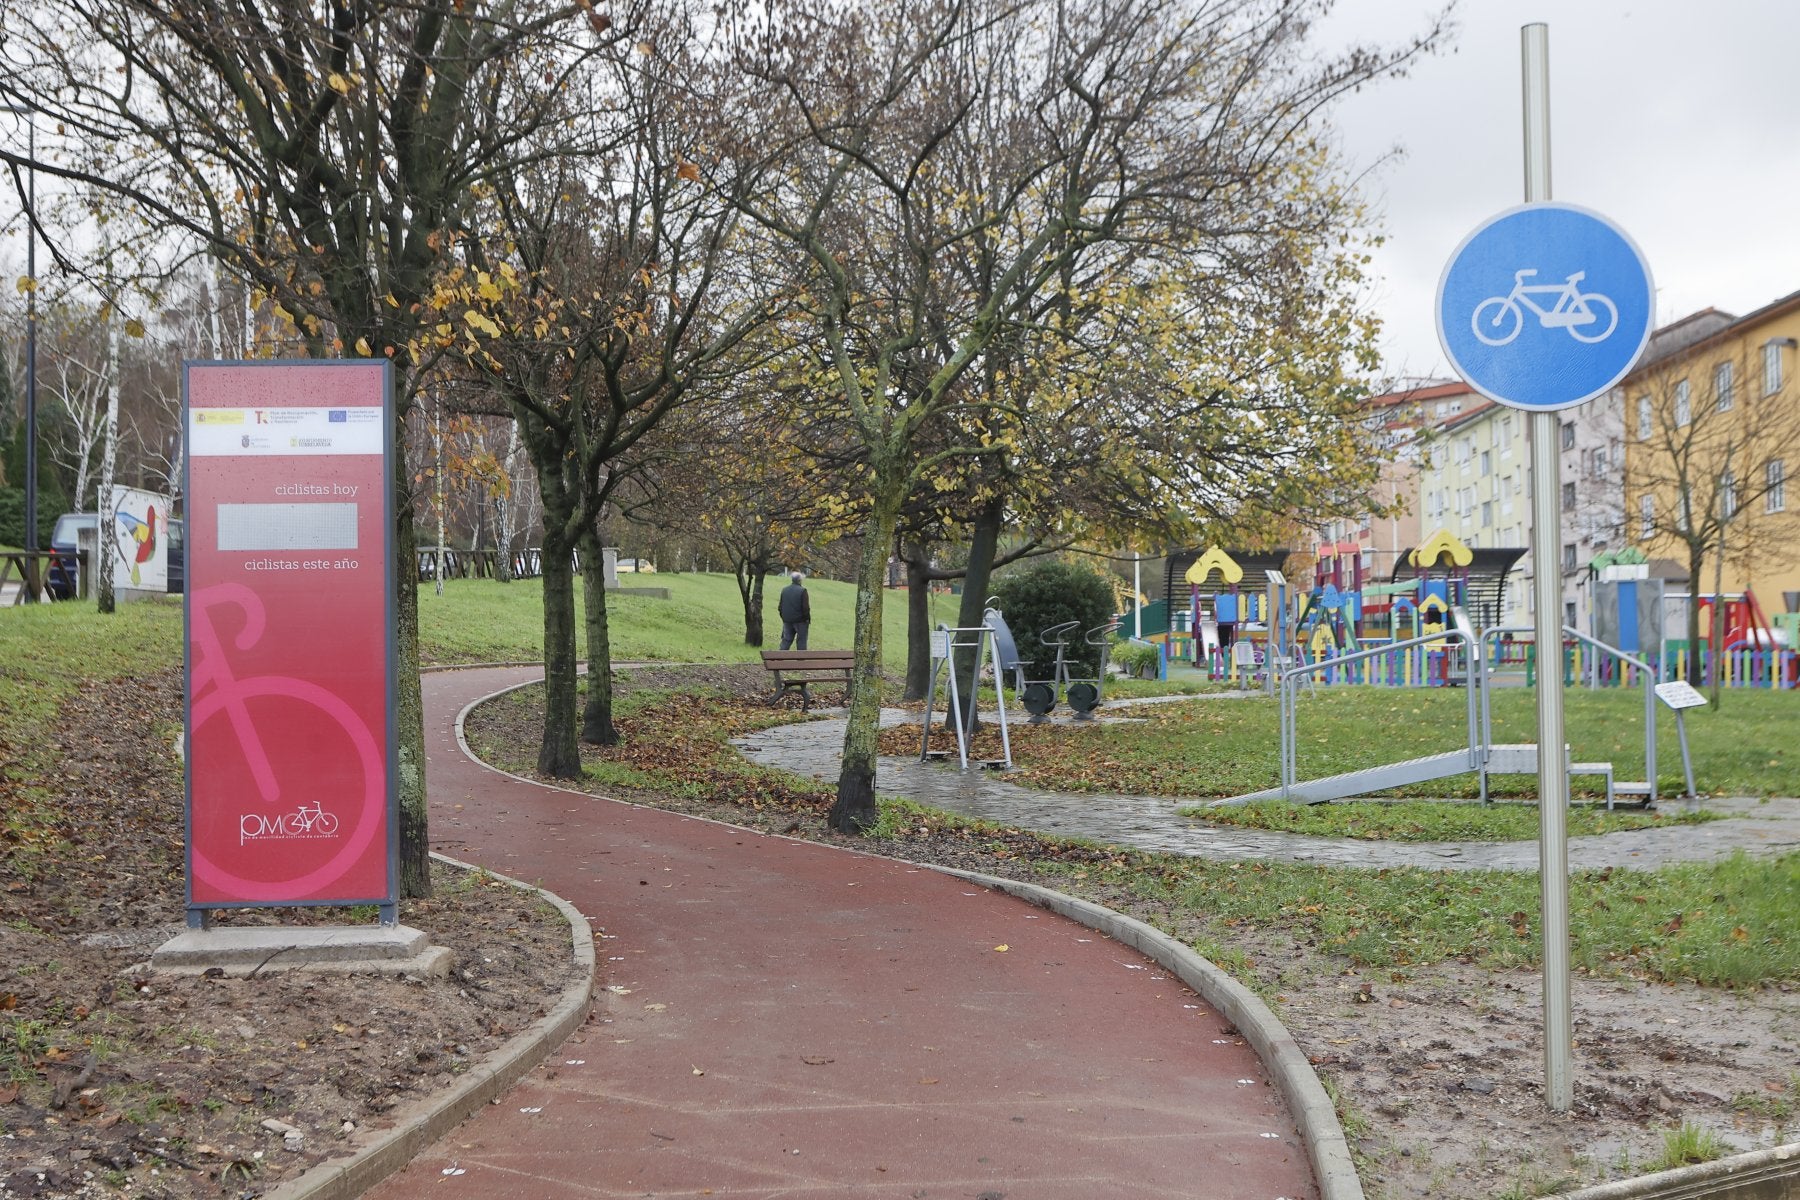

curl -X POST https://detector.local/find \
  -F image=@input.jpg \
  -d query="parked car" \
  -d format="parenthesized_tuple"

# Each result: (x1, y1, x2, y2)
(46, 512, 96, 600)
(167, 517, 184, 594)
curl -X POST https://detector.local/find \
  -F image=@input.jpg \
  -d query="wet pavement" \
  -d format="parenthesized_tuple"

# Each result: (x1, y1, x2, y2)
(732, 704, 1800, 873)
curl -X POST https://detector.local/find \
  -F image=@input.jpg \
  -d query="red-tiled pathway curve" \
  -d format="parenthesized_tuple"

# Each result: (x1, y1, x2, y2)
(364, 666, 1316, 1200)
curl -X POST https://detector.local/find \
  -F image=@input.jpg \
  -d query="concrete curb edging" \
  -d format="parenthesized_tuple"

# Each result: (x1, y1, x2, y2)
(261, 856, 596, 1200)
(935, 865, 1364, 1200)
(1545, 1141, 1800, 1200)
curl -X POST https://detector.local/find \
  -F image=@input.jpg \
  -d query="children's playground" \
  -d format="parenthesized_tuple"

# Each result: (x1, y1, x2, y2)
(924, 531, 1796, 809)
(1128, 532, 1797, 694)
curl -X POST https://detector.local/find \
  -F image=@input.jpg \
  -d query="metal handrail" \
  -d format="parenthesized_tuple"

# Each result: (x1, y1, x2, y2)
(1480, 624, 1658, 804)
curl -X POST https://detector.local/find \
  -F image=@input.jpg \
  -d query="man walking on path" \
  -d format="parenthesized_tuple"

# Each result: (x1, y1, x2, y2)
(778, 571, 811, 649)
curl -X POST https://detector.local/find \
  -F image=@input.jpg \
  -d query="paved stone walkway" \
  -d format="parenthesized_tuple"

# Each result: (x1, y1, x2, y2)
(732, 706, 1800, 872)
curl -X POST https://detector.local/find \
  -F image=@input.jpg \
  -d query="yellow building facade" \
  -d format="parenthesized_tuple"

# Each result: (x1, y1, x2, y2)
(1621, 291, 1800, 623)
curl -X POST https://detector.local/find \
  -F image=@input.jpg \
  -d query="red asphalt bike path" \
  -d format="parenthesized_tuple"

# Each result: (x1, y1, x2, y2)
(363, 666, 1317, 1200)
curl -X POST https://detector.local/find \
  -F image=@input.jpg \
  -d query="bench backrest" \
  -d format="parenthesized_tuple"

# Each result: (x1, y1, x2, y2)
(760, 650, 855, 668)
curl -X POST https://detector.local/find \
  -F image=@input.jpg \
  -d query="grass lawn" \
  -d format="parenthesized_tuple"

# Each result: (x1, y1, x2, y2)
(417, 571, 959, 666)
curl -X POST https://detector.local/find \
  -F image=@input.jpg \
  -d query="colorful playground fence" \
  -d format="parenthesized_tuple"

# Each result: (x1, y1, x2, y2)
(1277, 636, 1795, 690)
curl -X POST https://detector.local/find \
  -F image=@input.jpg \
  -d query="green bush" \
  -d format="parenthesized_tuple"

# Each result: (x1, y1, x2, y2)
(1111, 639, 1160, 679)
(990, 558, 1116, 679)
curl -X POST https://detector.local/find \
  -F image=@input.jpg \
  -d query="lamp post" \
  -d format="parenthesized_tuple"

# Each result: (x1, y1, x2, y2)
(3, 104, 37, 599)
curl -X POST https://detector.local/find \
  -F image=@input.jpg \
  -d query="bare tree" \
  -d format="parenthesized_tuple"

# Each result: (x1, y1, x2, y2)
(1625, 343, 1800, 688)
(2, 0, 621, 895)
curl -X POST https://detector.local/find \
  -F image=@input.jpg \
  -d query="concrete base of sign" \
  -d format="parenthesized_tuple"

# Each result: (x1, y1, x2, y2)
(145, 924, 453, 978)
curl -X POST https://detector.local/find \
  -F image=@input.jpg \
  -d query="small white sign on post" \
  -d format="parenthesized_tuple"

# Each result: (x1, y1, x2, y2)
(929, 629, 950, 661)
(1654, 680, 1707, 710)
(1653, 681, 1705, 801)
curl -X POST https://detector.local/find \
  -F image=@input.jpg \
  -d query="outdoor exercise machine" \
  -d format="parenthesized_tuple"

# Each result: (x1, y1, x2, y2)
(917, 606, 1017, 770)
(1064, 620, 1123, 719)
(1211, 607, 1662, 810)
(1020, 620, 1081, 721)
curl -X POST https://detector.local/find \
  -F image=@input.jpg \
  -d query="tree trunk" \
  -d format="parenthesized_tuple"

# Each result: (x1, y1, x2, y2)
(902, 542, 934, 700)
(394, 505, 432, 899)
(537, 516, 583, 777)
(1685, 544, 1705, 685)
(829, 486, 903, 834)
(432, 405, 447, 596)
(735, 543, 770, 646)
(1708, 532, 1727, 708)
(494, 420, 521, 584)
(580, 526, 619, 746)
(97, 302, 122, 614)
(749, 565, 767, 647)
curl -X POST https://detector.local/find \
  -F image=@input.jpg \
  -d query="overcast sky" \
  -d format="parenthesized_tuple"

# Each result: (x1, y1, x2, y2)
(1314, 1, 1800, 383)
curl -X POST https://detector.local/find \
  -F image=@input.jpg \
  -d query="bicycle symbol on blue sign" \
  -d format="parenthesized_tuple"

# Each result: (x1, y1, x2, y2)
(1437, 202, 1653, 412)
(1472, 269, 1617, 346)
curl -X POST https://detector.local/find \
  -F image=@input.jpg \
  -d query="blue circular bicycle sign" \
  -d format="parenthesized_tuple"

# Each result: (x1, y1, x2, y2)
(1436, 202, 1653, 411)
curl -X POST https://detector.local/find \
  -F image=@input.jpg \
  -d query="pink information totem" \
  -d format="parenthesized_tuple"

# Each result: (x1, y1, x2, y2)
(183, 361, 395, 926)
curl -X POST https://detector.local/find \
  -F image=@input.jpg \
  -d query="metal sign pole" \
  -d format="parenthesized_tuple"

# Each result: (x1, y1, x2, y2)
(1522, 22, 1574, 1114)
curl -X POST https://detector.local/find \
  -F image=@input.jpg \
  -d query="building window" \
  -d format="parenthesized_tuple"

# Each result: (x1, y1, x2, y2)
(1769, 460, 1787, 513)
(1674, 379, 1691, 428)
(1561, 481, 1576, 510)
(1766, 340, 1786, 395)
(1639, 494, 1654, 539)
(1637, 396, 1652, 441)
(1721, 469, 1737, 520)
(1500, 418, 1513, 452)
(1715, 361, 1733, 411)
(1481, 500, 1493, 527)
(1481, 450, 1492, 476)
(1565, 600, 1578, 627)
(1561, 543, 1577, 571)
(1560, 421, 1576, 450)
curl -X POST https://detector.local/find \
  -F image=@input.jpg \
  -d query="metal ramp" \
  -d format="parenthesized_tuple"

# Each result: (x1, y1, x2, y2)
(1219, 749, 1477, 806)
(1216, 743, 1639, 809)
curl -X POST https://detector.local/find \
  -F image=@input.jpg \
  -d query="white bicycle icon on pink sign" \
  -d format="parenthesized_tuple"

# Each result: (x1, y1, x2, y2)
(1471, 268, 1618, 346)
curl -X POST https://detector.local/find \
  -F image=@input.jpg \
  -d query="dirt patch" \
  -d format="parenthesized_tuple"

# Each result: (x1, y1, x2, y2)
(0, 670, 583, 1200)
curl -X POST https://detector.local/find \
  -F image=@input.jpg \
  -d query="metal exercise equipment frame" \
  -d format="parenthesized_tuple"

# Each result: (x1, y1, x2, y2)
(1480, 624, 1658, 807)
(919, 616, 1014, 770)
(1063, 620, 1122, 719)
(1277, 607, 1484, 802)
(1018, 620, 1080, 721)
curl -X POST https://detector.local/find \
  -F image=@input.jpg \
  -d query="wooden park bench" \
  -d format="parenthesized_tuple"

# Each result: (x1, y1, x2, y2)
(759, 649, 855, 711)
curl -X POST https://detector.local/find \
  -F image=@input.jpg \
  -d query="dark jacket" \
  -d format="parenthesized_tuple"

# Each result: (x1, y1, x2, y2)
(778, 582, 810, 624)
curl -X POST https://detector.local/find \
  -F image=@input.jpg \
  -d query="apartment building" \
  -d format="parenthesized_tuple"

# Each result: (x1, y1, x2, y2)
(1622, 290, 1800, 612)
(1413, 398, 1533, 624)
(1315, 380, 1477, 587)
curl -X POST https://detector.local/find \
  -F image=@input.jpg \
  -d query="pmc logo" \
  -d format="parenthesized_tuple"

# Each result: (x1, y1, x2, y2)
(240, 802, 340, 845)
